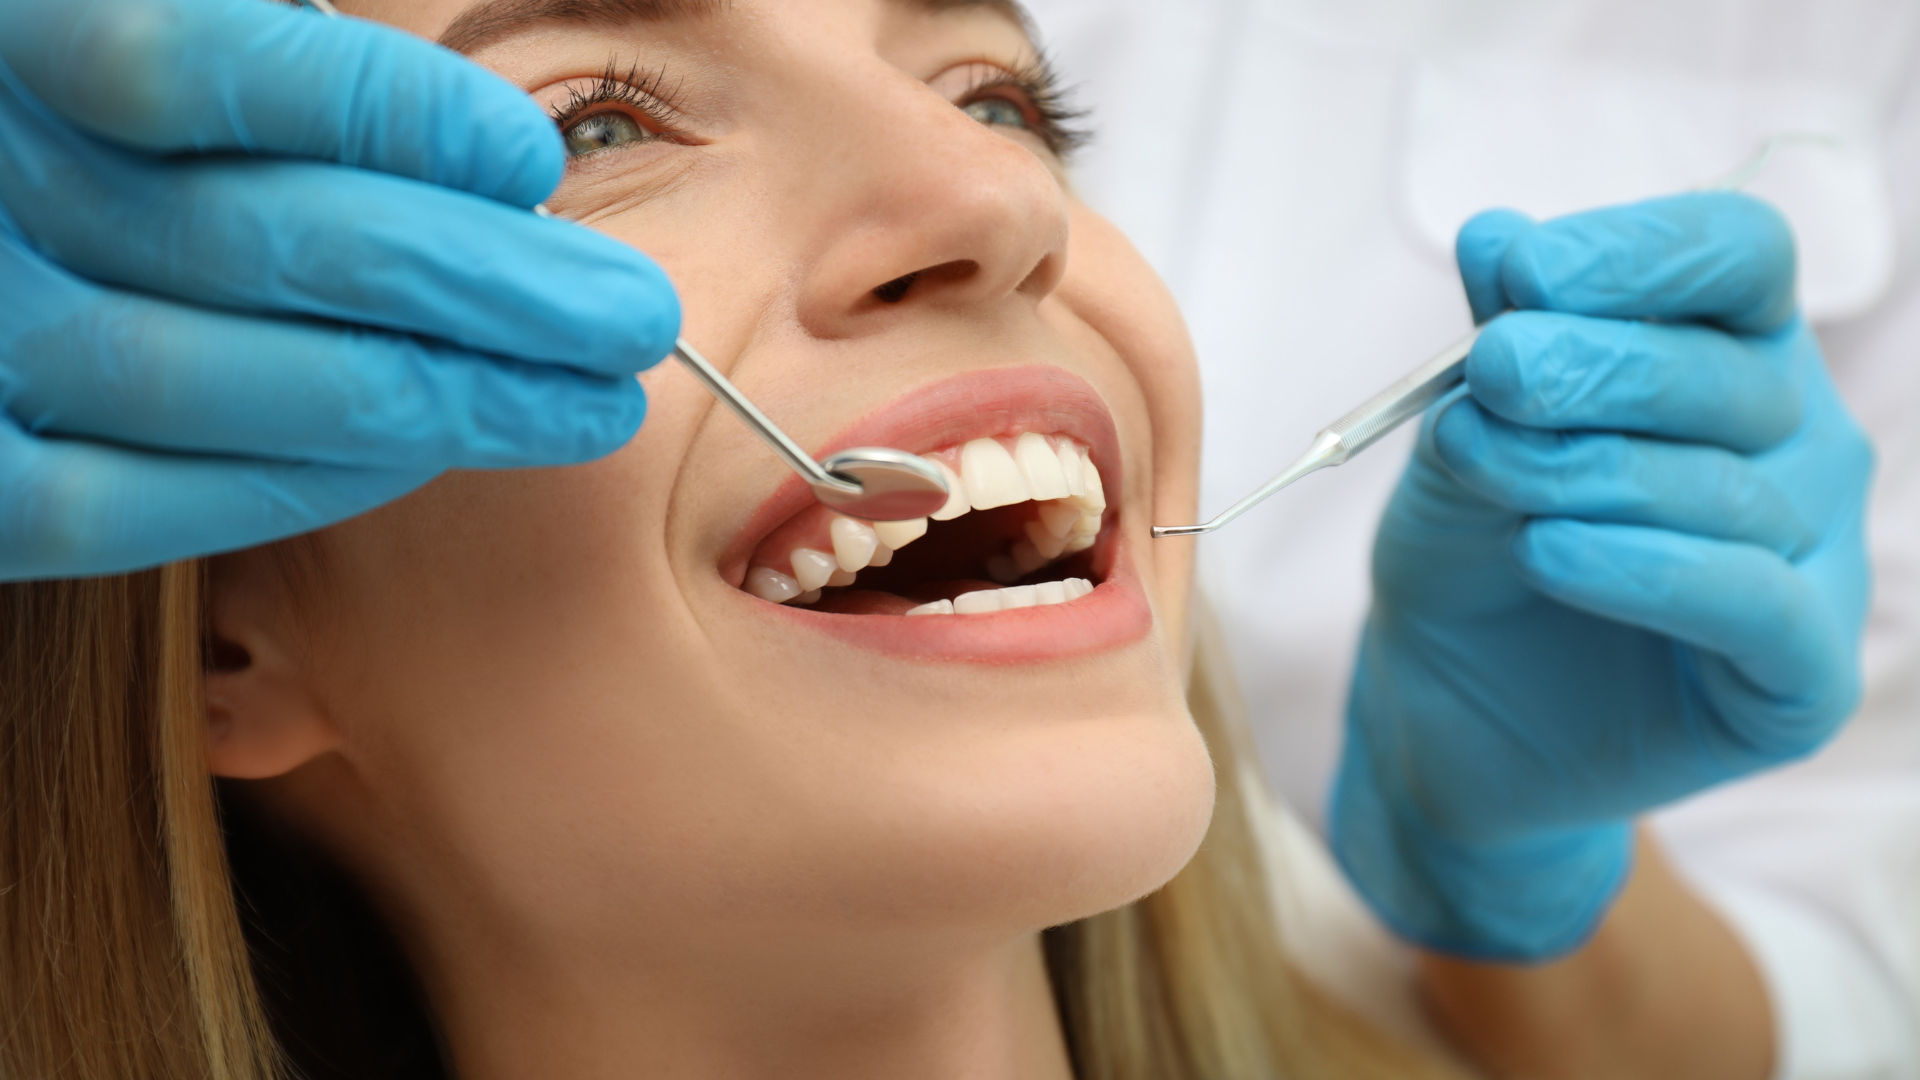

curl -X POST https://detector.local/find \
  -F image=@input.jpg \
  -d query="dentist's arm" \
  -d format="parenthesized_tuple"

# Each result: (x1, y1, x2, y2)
(0, 0, 679, 580)
(1332, 194, 1872, 1077)
(1421, 832, 1772, 1079)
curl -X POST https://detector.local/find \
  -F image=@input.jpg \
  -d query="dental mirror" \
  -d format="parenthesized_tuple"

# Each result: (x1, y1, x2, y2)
(670, 341, 952, 522)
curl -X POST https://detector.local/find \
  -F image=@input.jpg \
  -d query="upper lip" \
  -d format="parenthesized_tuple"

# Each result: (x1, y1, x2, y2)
(718, 364, 1123, 582)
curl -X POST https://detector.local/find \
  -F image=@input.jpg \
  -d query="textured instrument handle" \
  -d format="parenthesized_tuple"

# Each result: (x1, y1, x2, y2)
(1328, 329, 1478, 456)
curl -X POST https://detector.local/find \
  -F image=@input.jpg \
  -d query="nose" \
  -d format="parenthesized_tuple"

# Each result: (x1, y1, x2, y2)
(788, 64, 1071, 338)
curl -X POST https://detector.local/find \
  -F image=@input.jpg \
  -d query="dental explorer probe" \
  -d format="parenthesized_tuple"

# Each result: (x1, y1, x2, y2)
(1149, 132, 1836, 539)
(289, 0, 952, 521)
(1152, 328, 1481, 538)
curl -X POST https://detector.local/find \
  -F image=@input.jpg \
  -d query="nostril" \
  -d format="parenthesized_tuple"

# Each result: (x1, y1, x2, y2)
(873, 273, 919, 303)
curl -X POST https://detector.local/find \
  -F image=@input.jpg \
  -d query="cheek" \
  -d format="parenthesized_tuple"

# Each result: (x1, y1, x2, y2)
(284, 200, 1214, 950)
(298, 435, 1213, 944)
(293, 407, 713, 865)
(1057, 207, 1204, 642)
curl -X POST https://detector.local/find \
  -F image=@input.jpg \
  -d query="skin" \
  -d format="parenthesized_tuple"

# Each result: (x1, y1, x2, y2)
(206, 3, 1210, 1079)
(200, 1, 1772, 1077)
(1421, 834, 1774, 1080)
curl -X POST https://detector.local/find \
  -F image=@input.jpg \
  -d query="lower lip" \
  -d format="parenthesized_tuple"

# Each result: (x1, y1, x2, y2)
(741, 547, 1153, 665)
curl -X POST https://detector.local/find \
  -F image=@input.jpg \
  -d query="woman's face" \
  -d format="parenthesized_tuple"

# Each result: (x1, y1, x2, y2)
(220, 0, 1211, 988)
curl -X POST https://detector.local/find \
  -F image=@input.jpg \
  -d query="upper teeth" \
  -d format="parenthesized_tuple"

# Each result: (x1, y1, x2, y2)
(829, 517, 878, 572)
(743, 434, 1108, 606)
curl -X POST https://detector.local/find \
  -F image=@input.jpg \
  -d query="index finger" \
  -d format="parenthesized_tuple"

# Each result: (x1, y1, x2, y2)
(0, 0, 560, 206)
(1499, 193, 1798, 336)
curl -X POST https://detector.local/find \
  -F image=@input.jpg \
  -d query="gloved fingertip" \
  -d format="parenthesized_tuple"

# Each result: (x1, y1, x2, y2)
(456, 89, 568, 209)
(1428, 395, 1487, 476)
(1709, 193, 1799, 335)
(574, 378, 649, 463)
(579, 254, 681, 375)
(628, 274, 682, 373)
(507, 376, 648, 467)
(1461, 314, 1534, 417)
(1456, 209, 1533, 324)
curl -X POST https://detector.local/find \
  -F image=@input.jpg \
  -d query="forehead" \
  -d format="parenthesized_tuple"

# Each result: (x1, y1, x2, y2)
(428, 0, 1032, 54)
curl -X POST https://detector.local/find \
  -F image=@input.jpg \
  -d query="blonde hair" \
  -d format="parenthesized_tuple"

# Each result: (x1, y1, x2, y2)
(0, 564, 1463, 1079)
(0, 565, 276, 1079)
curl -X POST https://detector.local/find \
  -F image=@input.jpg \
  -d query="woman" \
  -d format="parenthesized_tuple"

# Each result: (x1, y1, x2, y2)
(0, 1, 1787, 1077)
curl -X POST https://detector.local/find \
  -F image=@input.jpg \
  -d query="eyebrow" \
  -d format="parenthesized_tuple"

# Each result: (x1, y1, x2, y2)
(440, 0, 719, 54)
(440, 0, 1031, 55)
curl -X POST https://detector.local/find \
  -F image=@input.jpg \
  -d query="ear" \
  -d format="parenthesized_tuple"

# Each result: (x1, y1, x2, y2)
(204, 549, 342, 780)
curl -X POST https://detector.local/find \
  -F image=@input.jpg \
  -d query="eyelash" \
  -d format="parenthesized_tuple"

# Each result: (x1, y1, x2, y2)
(546, 55, 1093, 161)
(548, 61, 684, 143)
(959, 55, 1092, 159)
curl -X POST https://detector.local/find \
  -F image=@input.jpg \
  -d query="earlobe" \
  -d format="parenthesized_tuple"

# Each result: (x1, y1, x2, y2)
(204, 551, 342, 781)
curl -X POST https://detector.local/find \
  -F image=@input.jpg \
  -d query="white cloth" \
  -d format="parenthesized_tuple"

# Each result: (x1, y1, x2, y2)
(1022, 1, 1920, 1073)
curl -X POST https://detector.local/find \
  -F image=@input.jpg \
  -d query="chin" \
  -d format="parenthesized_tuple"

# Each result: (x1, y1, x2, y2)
(821, 703, 1218, 936)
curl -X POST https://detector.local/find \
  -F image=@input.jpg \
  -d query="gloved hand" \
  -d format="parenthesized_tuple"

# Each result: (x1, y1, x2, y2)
(0, 0, 679, 580)
(1330, 193, 1873, 960)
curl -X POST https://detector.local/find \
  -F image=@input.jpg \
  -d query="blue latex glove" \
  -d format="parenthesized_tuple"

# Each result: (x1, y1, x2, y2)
(1330, 193, 1873, 960)
(0, 0, 680, 580)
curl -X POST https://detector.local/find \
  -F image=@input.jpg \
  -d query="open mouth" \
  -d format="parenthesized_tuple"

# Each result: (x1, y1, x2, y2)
(716, 365, 1151, 663)
(740, 431, 1109, 616)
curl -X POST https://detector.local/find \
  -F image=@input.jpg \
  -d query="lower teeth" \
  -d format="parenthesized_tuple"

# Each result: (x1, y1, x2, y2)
(907, 578, 1094, 616)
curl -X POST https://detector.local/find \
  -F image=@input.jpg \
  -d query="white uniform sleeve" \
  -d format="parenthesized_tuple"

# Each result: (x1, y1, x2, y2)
(1698, 880, 1919, 1080)
(1656, 774, 1920, 1080)
(1251, 769, 1920, 1077)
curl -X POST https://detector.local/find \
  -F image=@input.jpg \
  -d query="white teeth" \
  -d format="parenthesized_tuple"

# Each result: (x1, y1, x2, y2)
(746, 567, 802, 603)
(925, 458, 970, 521)
(960, 438, 1031, 511)
(872, 517, 928, 550)
(789, 548, 837, 592)
(999, 584, 1038, 609)
(749, 438, 1106, 608)
(1010, 539, 1051, 575)
(954, 589, 1004, 614)
(1058, 442, 1087, 498)
(928, 578, 1094, 616)
(1014, 433, 1071, 501)
(1077, 449, 1106, 512)
(830, 517, 879, 572)
(1024, 519, 1070, 560)
(1036, 500, 1082, 539)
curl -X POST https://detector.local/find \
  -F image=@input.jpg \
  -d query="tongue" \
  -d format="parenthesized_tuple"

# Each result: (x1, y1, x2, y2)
(814, 590, 925, 616)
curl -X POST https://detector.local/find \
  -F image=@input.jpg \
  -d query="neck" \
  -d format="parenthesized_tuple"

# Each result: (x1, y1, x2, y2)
(417, 922, 1077, 1080)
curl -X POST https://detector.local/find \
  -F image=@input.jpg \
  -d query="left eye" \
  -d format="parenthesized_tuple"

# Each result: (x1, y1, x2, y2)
(962, 97, 1029, 131)
(564, 113, 652, 157)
